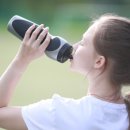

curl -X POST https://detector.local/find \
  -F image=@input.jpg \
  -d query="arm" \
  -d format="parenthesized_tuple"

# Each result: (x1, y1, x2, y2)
(0, 24, 51, 130)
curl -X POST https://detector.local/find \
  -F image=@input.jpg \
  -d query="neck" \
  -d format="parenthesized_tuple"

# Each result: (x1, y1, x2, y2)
(87, 75, 124, 104)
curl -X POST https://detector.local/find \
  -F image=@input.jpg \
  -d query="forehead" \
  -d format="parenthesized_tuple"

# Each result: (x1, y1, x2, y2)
(83, 24, 96, 38)
(83, 24, 96, 41)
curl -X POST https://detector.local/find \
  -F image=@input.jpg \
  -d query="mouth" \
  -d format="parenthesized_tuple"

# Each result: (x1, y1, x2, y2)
(69, 47, 77, 62)
(69, 53, 75, 62)
(69, 55, 73, 60)
(71, 49, 76, 57)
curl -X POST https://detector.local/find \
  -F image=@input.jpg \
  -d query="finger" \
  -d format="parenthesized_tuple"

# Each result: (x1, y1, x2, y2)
(35, 27, 49, 45)
(39, 32, 51, 51)
(29, 24, 44, 42)
(23, 24, 36, 42)
(33, 27, 49, 48)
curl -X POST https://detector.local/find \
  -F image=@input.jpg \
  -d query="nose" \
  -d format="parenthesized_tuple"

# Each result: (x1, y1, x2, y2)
(71, 43, 79, 57)
(73, 42, 79, 50)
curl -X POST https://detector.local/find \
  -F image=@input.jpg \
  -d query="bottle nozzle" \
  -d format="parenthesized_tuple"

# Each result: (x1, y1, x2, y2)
(57, 44, 73, 63)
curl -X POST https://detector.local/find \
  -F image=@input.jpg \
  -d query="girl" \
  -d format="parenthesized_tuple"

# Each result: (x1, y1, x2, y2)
(0, 14, 129, 130)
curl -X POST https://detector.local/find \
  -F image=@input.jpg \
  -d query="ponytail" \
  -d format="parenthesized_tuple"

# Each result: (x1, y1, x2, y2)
(124, 94, 130, 130)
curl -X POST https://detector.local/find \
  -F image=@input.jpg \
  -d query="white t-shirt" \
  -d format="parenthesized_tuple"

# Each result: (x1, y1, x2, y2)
(22, 94, 129, 130)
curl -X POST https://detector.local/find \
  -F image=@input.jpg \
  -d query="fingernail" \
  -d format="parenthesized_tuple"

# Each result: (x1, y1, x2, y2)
(39, 24, 42, 27)
(46, 27, 49, 30)
(32, 24, 35, 27)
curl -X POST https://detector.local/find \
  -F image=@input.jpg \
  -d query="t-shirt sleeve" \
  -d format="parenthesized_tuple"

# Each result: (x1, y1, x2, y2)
(21, 97, 56, 130)
(21, 94, 83, 130)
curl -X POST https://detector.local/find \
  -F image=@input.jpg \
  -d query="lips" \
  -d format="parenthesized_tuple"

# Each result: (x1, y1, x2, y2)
(69, 50, 76, 62)
(72, 49, 76, 57)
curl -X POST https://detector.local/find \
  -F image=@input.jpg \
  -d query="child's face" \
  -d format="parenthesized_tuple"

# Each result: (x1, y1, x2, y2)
(70, 24, 98, 75)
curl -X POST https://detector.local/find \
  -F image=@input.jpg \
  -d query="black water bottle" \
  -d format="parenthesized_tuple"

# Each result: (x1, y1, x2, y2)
(7, 15, 73, 63)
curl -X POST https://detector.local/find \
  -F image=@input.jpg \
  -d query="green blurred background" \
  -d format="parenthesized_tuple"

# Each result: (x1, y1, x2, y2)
(0, 0, 130, 129)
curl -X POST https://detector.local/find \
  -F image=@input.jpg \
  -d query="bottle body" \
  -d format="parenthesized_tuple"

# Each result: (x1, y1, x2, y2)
(7, 15, 73, 63)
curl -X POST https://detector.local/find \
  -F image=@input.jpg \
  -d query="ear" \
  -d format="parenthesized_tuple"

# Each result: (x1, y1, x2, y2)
(94, 56, 106, 69)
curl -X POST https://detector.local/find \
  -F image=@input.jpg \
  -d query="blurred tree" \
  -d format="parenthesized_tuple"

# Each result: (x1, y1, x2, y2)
(0, 0, 130, 22)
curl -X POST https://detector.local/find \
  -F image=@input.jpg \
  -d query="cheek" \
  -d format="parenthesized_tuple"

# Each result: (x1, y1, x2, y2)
(70, 48, 93, 74)
(71, 44, 95, 75)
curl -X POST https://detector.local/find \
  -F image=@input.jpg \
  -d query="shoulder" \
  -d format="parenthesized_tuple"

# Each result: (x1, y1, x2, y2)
(52, 94, 89, 107)
(21, 94, 90, 130)
(21, 94, 89, 114)
(51, 94, 91, 118)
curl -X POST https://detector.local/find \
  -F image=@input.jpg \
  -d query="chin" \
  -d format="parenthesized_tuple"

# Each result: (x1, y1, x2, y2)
(69, 60, 86, 75)
(69, 66, 86, 76)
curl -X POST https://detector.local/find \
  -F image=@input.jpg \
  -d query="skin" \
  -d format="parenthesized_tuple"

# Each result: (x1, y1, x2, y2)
(0, 23, 124, 130)
(0, 24, 51, 130)
(70, 23, 124, 104)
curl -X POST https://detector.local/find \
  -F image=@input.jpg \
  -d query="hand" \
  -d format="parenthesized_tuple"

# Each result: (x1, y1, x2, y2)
(0, 24, 51, 112)
(15, 24, 51, 64)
